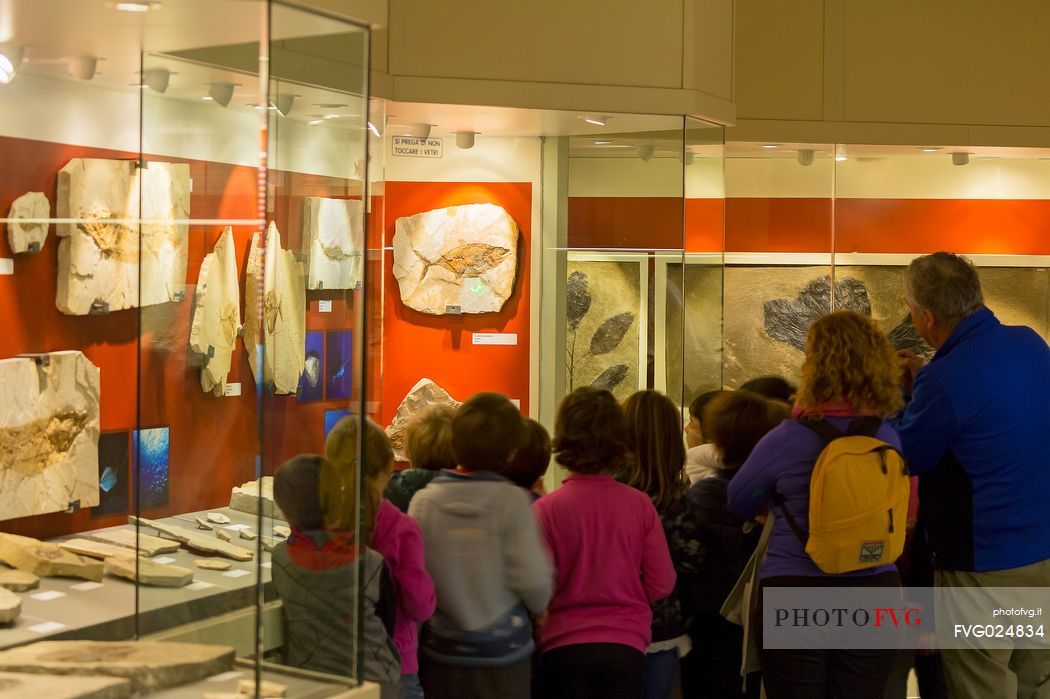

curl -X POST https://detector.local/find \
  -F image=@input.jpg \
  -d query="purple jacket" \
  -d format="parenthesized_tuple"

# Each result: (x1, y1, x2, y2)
(726, 417, 901, 580)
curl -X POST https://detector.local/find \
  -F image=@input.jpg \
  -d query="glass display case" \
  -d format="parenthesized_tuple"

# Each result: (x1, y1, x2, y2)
(0, 1, 374, 696)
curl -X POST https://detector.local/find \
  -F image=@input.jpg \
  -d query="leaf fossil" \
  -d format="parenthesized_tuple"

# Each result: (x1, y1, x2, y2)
(566, 271, 592, 331)
(590, 364, 629, 392)
(589, 312, 634, 356)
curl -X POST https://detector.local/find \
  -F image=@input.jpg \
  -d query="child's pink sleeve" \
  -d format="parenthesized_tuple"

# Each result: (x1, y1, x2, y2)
(640, 504, 676, 603)
(396, 518, 436, 623)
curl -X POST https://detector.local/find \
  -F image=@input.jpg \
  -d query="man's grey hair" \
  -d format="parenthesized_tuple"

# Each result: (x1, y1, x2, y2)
(904, 252, 984, 328)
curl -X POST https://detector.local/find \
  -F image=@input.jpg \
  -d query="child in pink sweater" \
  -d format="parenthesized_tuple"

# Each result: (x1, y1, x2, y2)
(533, 388, 676, 698)
(327, 416, 437, 699)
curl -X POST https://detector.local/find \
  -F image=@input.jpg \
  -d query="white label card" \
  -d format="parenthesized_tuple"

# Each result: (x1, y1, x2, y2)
(472, 333, 518, 346)
(0, 259, 12, 275)
(261, 561, 272, 569)
(152, 557, 176, 565)
(187, 581, 216, 591)
(28, 621, 67, 634)
(70, 582, 104, 592)
(207, 671, 244, 682)
(223, 569, 251, 579)
(318, 300, 333, 313)
(31, 591, 66, 602)
(223, 383, 242, 397)
(225, 524, 251, 531)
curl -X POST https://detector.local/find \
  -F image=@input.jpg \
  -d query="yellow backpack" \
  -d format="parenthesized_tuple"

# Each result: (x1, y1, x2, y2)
(776, 417, 910, 574)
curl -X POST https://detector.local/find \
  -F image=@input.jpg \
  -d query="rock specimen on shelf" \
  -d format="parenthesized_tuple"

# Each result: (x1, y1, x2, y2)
(103, 556, 193, 588)
(58, 539, 133, 561)
(0, 641, 235, 693)
(272, 525, 291, 539)
(189, 227, 241, 396)
(0, 533, 103, 581)
(56, 158, 190, 315)
(87, 530, 180, 557)
(302, 197, 364, 290)
(130, 517, 253, 561)
(238, 678, 288, 697)
(259, 538, 278, 553)
(194, 518, 213, 531)
(0, 351, 100, 520)
(6, 191, 50, 254)
(215, 529, 232, 543)
(193, 559, 231, 571)
(392, 203, 519, 315)
(245, 223, 306, 394)
(0, 587, 22, 623)
(0, 569, 40, 592)
(238, 530, 256, 541)
(206, 512, 231, 525)
(0, 671, 132, 699)
(385, 378, 461, 461)
(229, 476, 285, 520)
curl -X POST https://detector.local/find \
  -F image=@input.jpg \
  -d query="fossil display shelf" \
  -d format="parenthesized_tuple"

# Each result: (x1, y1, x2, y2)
(0, 507, 280, 651)
(149, 663, 366, 699)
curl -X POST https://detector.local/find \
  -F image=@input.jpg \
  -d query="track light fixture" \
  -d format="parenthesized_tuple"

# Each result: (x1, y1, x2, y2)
(208, 82, 235, 107)
(455, 131, 478, 149)
(952, 152, 971, 166)
(797, 149, 815, 166)
(0, 45, 25, 84)
(407, 123, 433, 139)
(273, 94, 297, 116)
(69, 56, 98, 81)
(638, 145, 655, 162)
(142, 68, 170, 93)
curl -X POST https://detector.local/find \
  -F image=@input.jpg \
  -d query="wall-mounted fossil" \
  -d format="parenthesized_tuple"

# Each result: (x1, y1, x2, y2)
(302, 197, 364, 290)
(189, 227, 241, 396)
(6, 191, 50, 254)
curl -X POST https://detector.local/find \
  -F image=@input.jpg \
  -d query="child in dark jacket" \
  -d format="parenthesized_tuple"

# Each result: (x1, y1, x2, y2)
(504, 418, 552, 502)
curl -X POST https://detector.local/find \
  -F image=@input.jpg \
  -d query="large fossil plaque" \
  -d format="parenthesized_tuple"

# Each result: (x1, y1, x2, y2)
(392, 203, 518, 314)
(0, 671, 131, 699)
(7, 191, 50, 254)
(0, 351, 100, 520)
(302, 197, 364, 290)
(664, 263, 724, 403)
(56, 158, 190, 315)
(385, 378, 462, 462)
(0, 641, 235, 693)
(189, 227, 241, 396)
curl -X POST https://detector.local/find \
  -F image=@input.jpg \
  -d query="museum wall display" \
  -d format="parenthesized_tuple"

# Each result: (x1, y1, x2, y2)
(302, 197, 365, 291)
(6, 192, 50, 255)
(189, 227, 241, 396)
(385, 378, 462, 462)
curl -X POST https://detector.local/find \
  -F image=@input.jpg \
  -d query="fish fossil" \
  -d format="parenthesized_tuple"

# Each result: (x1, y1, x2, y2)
(413, 242, 512, 282)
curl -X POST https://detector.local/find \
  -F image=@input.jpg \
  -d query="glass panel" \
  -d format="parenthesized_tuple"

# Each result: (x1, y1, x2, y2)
(721, 141, 835, 388)
(262, 2, 371, 693)
(832, 144, 1050, 353)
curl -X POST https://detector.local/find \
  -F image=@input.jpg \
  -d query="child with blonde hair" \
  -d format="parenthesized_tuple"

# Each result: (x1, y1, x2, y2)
(327, 416, 437, 699)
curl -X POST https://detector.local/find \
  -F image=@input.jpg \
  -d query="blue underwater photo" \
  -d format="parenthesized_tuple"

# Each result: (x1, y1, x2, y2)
(325, 331, 353, 401)
(325, 409, 350, 438)
(134, 427, 170, 509)
(93, 431, 129, 517)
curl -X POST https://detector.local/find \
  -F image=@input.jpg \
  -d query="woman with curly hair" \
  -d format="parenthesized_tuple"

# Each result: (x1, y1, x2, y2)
(727, 311, 905, 699)
(534, 387, 676, 699)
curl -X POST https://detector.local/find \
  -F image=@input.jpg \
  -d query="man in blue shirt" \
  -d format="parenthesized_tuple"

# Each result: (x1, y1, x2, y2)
(892, 252, 1050, 699)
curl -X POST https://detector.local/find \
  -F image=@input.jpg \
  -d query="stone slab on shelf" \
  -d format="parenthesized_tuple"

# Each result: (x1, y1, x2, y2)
(302, 197, 364, 291)
(229, 477, 285, 520)
(193, 559, 231, 571)
(0, 351, 100, 521)
(6, 191, 50, 254)
(0, 641, 235, 693)
(238, 678, 288, 697)
(0, 533, 103, 581)
(0, 671, 132, 699)
(103, 557, 193, 588)
(385, 378, 461, 462)
(129, 517, 253, 562)
(206, 512, 230, 525)
(86, 530, 180, 557)
(56, 158, 190, 315)
(58, 539, 134, 561)
(0, 587, 21, 623)
(0, 570, 39, 592)
(392, 203, 518, 315)
(189, 227, 241, 396)
(244, 230, 264, 387)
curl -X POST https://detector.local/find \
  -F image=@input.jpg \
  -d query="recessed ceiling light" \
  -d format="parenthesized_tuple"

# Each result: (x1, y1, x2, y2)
(201, 95, 213, 101)
(919, 147, 940, 152)
(761, 144, 780, 149)
(594, 140, 612, 145)
(584, 117, 607, 126)
(308, 119, 324, 126)
(835, 154, 848, 161)
(115, 2, 158, 12)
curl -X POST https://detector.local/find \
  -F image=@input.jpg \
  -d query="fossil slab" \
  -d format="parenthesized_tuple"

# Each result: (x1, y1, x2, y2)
(7, 191, 50, 254)
(130, 517, 253, 561)
(206, 512, 231, 525)
(87, 529, 180, 557)
(0, 569, 39, 592)
(272, 525, 290, 539)
(229, 476, 285, 520)
(0, 641, 235, 693)
(245, 224, 306, 394)
(0, 587, 22, 623)
(238, 678, 288, 697)
(238, 529, 256, 541)
(0, 671, 131, 699)
(58, 539, 133, 561)
(193, 559, 231, 571)
(392, 203, 519, 314)
(215, 529, 232, 543)
(664, 263, 724, 403)
(103, 556, 192, 588)
(0, 351, 100, 520)
(385, 378, 462, 461)
(195, 518, 213, 531)
(189, 227, 241, 396)
(0, 533, 103, 581)
(302, 197, 364, 290)
(56, 158, 190, 315)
